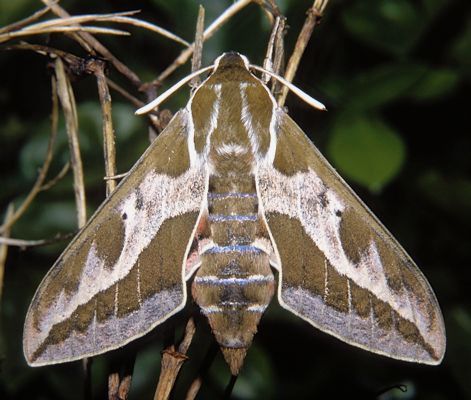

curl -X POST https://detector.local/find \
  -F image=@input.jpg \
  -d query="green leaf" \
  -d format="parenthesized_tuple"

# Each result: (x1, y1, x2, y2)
(327, 114, 405, 191)
(341, 0, 423, 55)
(407, 68, 460, 100)
(342, 64, 427, 110)
(450, 19, 471, 76)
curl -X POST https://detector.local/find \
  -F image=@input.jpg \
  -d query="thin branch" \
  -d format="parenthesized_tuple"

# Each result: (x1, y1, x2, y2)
(18, 11, 189, 47)
(0, 232, 74, 248)
(184, 342, 219, 400)
(42, 0, 142, 87)
(0, 26, 130, 43)
(0, 1, 57, 34)
(55, 58, 87, 228)
(152, 0, 253, 85)
(263, 15, 286, 84)
(277, 0, 329, 107)
(40, 162, 70, 191)
(0, 205, 14, 302)
(19, 11, 139, 30)
(103, 172, 128, 181)
(153, 318, 197, 400)
(0, 76, 59, 234)
(108, 353, 136, 400)
(107, 79, 144, 108)
(223, 375, 238, 400)
(190, 6, 205, 89)
(88, 59, 118, 195)
(110, 16, 189, 47)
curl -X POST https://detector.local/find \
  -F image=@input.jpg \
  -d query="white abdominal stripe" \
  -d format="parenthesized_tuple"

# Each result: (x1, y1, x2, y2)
(194, 274, 274, 286)
(204, 245, 264, 255)
(208, 214, 258, 222)
(200, 303, 269, 315)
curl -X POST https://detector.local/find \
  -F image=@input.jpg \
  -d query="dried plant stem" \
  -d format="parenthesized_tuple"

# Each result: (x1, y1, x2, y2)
(106, 79, 144, 108)
(190, 6, 205, 89)
(40, 162, 70, 191)
(0, 205, 14, 302)
(55, 58, 87, 228)
(0, 25, 129, 43)
(0, 232, 74, 248)
(277, 0, 329, 107)
(108, 353, 135, 400)
(223, 375, 238, 399)
(263, 15, 286, 86)
(42, 0, 142, 87)
(90, 59, 118, 195)
(184, 342, 219, 400)
(0, 77, 59, 235)
(153, 0, 253, 84)
(153, 318, 196, 400)
(3, 10, 189, 47)
(0, 2, 56, 34)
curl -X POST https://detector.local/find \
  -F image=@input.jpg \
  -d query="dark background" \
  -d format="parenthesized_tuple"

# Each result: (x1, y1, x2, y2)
(0, 0, 470, 399)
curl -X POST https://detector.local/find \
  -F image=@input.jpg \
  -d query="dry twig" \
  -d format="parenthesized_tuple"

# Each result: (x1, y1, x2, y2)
(0, 205, 14, 302)
(0, 1, 57, 34)
(89, 59, 118, 195)
(42, 0, 142, 86)
(0, 232, 75, 248)
(153, 318, 196, 400)
(277, 0, 329, 107)
(190, 6, 205, 89)
(55, 58, 87, 228)
(152, 0, 253, 84)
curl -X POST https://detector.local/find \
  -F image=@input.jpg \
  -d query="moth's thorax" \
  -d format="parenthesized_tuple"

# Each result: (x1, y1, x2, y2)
(189, 63, 276, 172)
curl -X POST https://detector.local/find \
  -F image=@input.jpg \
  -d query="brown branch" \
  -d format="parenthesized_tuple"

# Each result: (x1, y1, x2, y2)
(0, 76, 59, 234)
(190, 5, 205, 89)
(108, 353, 135, 400)
(0, 25, 130, 43)
(0, 2, 56, 34)
(0, 232, 75, 248)
(184, 342, 219, 400)
(263, 15, 286, 86)
(153, 318, 196, 400)
(88, 59, 118, 195)
(151, 0, 253, 85)
(0, 204, 14, 303)
(277, 0, 329, 107)
(55, 57, 87, 228)
(42, 0, 142, 87)
(40, 162, 70, 191)
(106, 78, 144, 108)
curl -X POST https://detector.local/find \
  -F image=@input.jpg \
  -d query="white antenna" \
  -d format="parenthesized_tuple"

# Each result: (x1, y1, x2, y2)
(135, 65, 214, 115)
(250, 64, 326, 111)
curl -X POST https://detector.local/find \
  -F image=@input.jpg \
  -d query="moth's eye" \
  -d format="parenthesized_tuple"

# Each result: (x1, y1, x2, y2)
(122, 213, 128, 220)
(335, 210, 342, 217)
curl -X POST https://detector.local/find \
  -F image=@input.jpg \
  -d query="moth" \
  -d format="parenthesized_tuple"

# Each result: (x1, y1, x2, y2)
(24, 52, 446, 375)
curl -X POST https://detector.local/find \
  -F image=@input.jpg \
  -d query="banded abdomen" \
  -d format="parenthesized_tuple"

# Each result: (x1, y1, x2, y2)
(192, 175, 274, 374)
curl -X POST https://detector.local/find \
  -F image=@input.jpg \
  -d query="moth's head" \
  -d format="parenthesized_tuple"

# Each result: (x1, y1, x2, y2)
(208, 52, 254, 85)
(214, 52, 250, 70)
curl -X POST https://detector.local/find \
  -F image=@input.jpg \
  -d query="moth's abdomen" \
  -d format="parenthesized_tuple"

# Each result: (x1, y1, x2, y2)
(191, 175, 274, 374)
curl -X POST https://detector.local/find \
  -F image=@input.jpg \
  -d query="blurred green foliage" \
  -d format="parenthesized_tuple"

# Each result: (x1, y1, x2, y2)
(0, 0, 470, 399)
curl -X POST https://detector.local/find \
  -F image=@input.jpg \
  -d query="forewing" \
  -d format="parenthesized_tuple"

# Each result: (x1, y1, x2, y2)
(257, 111, 446, 364)
(24, 110, 207, 366)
